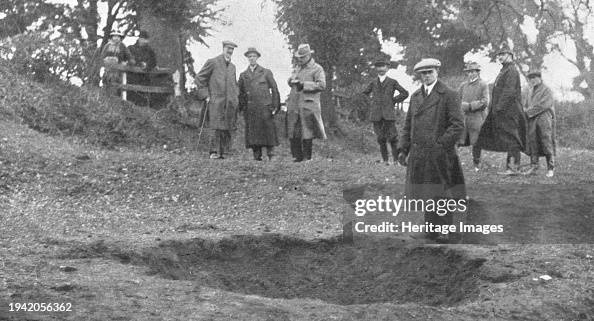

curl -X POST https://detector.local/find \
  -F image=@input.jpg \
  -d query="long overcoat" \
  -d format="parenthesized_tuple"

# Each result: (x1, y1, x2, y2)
(362, 77, 409, 121)
(238, 65, 281, 147)
(525, 83, 556, 157)
(286, 58, 327, 140)
(195, 54, 239, 130)
(398, 80, 466, 200)
(458, 78, 490, 146)
(476, 62, 526, 152)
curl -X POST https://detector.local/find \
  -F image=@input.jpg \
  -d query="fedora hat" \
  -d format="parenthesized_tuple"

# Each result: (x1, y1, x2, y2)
(244, 47, 261, 57)
(222, 40, 238, 48)
(294, 44, 314, 58)
(464, 61, 481, 71)
(413, 58, 441, 73)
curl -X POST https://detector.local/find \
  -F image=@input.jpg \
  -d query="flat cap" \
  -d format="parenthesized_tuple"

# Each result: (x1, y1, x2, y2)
(222, 40, 238, 48)
(496, 43, 513, 56)
(413, 58, 441, 72)
(373, 59, 390, 67)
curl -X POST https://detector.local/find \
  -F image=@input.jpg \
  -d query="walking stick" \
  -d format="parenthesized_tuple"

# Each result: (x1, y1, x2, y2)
(197, 99, 209, 145)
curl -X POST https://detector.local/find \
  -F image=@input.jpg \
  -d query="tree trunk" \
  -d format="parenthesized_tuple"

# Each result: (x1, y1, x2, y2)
(320, 62, 337, 132)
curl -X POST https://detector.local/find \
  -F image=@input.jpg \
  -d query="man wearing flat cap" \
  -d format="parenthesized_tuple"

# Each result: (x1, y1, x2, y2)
(195, 40, 240, 159)
(523, 69, 556, 177)
(238, 47, 281, 161)
(397, 58, 466, 243)
(286, 44, 327, 162)
(362, 59, 409, 164)
(458, 61, 490, 171)
(476, 43, 527, 175)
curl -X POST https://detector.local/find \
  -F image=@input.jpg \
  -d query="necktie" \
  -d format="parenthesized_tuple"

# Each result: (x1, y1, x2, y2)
(423, 87, 427, 98)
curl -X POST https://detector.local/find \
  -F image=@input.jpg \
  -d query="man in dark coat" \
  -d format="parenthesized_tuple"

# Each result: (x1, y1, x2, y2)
(238, 47, 281, 161)
(397, 58, 465, 243)
(523, 69, 556, 177)
(476, 44, 527, 175)
(195, 40, 240, 159)
(362, 59, 409, 164)
(128, 30, 157, 106)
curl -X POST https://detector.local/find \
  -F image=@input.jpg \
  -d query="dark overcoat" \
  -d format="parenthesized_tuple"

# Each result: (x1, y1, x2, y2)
(129, 42, 157, 71)
(476, 62, 527, 152)
(362, 77, 409, 121)
(238, 65, 281, 147)
(195, 54, 239, 130)
(398, 80, 466, 200)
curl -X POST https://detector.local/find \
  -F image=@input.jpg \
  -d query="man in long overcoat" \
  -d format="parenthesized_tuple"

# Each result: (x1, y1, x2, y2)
(287, 44, 327, 162)
(238, 47, 281, 161)
(195, 41, 240, 159)
(128, 30, 157, 106)
(362, 59, 409, 164)
(523, 69, 556, 177)
(476, 44, 527, 175)
(397, 58, 466, 243)
(458, 61, 490, 171)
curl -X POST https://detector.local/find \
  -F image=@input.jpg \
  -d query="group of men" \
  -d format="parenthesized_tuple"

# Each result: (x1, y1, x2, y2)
(195, 42, 326, 161)
(195, 41, 556, 243)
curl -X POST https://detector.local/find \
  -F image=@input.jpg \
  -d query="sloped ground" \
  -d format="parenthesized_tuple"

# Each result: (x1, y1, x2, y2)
(0, 119, 593, 321)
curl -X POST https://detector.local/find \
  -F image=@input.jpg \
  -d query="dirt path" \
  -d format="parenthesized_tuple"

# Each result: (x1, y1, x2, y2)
(1, 120, 593, 320)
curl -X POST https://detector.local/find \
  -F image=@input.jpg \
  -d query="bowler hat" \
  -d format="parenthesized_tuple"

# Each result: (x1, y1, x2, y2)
(222, 40, 238, 48)
(294, 44, 314, 58)
(463, 61, 481, 71)
(527, 68, 542, 78)
(373, 59, 391, 67)
(413, 58, 441, 73)
(138, 30, 150, 39)
(244, 47, 261, 57)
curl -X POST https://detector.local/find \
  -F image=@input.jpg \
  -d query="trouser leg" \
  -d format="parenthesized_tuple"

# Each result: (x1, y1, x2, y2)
(389, 138, 399, 161)
(472, 144, 481, 165)
(302, 139, 313, 160)
(290, 138, 303, 161)
(209, 130, 220, 155)
(378, 138, 389, 162)
(530, 155, 540, 168)
(252, 146, 262, 160)
(424, 198, 454, 239)
(545, 155, 554, 170)
(506, 149, 521, 169)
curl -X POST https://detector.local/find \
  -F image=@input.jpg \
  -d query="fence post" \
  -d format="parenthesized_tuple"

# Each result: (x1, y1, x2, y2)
(121, 69, 127, 101)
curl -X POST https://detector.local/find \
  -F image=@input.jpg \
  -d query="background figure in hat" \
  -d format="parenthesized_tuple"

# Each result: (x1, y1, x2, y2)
(476, 43, 527, 175)
(128, 30, 157, 106)
(286, 44, 327, 162)
(195, 40, 240, 159)
(238, 47, 281, 161)
(397, 58, 465, 243)
(361, 59, 409, 165)
(523, 69, 556, 177)
(458, 61, 490, 171)
(101, 30, 134, 96)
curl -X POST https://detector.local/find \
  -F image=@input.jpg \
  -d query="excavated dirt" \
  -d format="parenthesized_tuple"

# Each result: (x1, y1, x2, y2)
(63, 235, 486, 306)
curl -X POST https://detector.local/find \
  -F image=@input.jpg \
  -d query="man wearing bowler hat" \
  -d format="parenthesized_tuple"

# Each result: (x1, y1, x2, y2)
(397, 58, 465, 243)
(476, 43, 527, 175)
(195, 40, 240, 159)
(238, 47, 281, 161)
(523, 69, 556, 177)
(362, 59, 409, 164)
(458, 61, 490, 171)
(286, 44, 327, 162)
